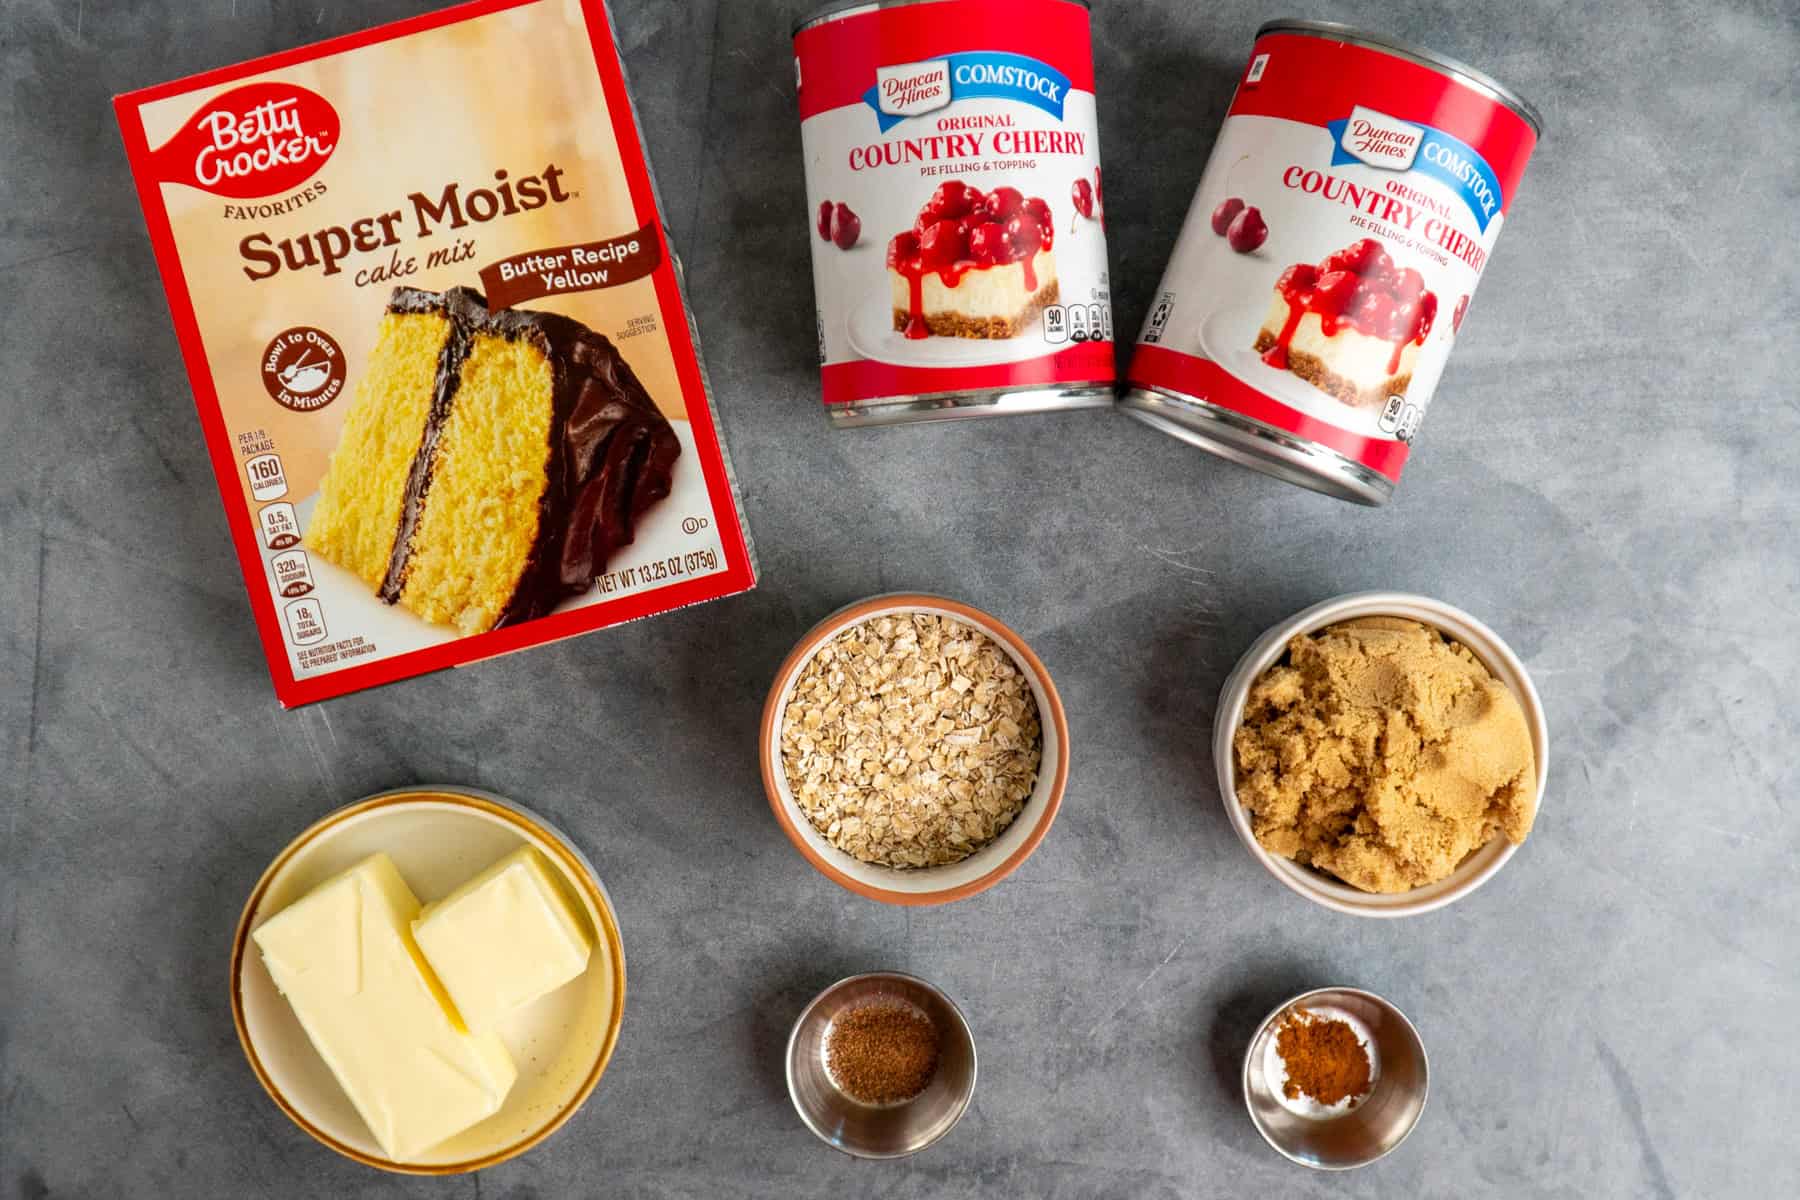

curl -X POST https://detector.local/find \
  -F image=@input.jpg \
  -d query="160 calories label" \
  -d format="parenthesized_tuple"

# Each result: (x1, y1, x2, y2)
(795, 0, 1114, 410)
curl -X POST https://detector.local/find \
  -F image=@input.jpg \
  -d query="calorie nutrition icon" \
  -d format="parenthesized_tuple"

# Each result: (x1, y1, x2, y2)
(245, 452, 288, 502)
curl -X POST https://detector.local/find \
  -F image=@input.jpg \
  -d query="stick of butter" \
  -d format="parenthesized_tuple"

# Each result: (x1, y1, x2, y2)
(413, 845, 594, 1034)
(252, 853, 517, 1162)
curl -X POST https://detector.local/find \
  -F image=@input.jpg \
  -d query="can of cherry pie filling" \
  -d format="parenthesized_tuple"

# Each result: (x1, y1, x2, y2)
(794, 0, 1115, 426)
(1121, 21, 1542, 504)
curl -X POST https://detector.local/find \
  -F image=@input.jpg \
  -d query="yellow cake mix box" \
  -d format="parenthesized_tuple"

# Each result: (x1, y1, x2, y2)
(115, 0, 756, 705)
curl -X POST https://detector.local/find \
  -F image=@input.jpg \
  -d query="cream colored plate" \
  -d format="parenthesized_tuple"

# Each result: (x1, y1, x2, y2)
(230, 786, 624, 1174)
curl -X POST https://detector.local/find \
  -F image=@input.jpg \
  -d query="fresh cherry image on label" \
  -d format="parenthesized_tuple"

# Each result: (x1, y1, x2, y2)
(1226, 205, 1268, 253)
(1071, 176, 1095, 220)
(1452, 294, 1470, 333)
(1211, 197, 1245, 236)
(830, 202, 861, 250)
(817, 199, 833, 241)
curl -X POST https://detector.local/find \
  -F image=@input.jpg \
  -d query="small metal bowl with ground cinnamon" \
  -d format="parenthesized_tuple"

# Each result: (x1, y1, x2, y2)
(785, 971, 976, 1158)
(1242, 986, 1428, 1170)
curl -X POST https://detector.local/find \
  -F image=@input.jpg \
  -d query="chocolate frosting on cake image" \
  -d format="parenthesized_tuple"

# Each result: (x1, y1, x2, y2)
(304, 286, 681, 636)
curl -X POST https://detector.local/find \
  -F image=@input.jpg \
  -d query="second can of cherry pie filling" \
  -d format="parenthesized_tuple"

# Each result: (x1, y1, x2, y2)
(794, 0, 1114, 426)
(1122, 21, 1542, 504)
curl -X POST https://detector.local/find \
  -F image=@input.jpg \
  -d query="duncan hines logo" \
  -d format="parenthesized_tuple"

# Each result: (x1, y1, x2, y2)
(149, 81, 340, 199)
(1335, 106, 1423, 170)
(875, 60, 951, 118)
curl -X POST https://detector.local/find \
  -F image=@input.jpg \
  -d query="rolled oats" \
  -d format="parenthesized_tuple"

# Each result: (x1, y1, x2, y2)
(780, 613, 1043, 868)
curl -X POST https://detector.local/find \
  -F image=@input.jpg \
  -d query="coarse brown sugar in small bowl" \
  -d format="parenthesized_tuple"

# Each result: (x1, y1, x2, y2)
(760, 594, 1069, 905)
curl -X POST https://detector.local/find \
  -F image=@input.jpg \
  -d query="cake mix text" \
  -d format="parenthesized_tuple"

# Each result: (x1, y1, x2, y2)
(238, 163, 574, 283)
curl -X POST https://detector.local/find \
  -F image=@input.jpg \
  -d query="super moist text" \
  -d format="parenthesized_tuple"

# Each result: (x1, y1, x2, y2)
(238, 163, 573, 282)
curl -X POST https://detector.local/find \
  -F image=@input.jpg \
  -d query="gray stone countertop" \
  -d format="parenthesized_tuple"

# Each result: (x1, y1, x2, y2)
(3, 1, 1796, 1196)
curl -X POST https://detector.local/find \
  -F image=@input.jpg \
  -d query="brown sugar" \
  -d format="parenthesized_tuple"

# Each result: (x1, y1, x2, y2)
(825, 1002, 941, 1105)
(1234, 617, 1537, 893)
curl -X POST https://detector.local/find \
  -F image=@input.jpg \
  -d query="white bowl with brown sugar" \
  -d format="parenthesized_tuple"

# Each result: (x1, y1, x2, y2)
(760, 595, 1070, 905)
(1215, 592, 1550, 917)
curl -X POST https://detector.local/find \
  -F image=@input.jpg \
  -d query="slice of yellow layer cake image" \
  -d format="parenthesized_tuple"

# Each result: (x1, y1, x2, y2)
(305, 287, 681, 635)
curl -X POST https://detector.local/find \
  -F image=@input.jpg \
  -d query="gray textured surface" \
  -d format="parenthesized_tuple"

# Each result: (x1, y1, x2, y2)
(3, 0, 1797, 1196)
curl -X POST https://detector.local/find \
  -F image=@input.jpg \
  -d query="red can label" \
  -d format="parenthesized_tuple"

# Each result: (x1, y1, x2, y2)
(795, 0, 1114, 410)
(1129, 31, 1538, 482)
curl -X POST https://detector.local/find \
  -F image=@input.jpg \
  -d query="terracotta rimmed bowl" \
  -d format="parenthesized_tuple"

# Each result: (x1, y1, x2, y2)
(760, 594, 1069, 905)
(230, 786, 626, 1174)
(1214, 592, 1550, 917)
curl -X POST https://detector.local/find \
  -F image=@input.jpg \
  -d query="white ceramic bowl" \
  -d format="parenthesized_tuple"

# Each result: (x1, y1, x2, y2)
(1214, 592, 1549, 917)
(230, 786, 625, 1173)
(760, 594, 1070, 905)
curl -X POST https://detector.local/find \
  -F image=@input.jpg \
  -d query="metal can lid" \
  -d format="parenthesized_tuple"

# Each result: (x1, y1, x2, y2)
(794, 0, 1091, 41)
(1255, 18, 1543, 136)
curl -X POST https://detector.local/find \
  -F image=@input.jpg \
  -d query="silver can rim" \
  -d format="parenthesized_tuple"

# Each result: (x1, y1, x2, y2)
(794, 0, 1091, 40)
(1256, 18, 1542, 136)
(1118, 386, 1396, 507)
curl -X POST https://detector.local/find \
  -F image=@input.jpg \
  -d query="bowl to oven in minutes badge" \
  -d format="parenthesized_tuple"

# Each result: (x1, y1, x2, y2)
(262, 327, 346, 412)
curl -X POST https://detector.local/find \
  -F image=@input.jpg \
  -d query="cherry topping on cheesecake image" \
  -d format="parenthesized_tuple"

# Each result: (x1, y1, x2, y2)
(1262, 238, 1437, 376)
(887, 180, 1056, 340)
(985, 186, 1024, 220)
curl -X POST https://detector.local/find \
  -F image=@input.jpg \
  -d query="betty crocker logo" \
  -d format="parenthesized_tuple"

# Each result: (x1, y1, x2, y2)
(149, 82, 339, 198)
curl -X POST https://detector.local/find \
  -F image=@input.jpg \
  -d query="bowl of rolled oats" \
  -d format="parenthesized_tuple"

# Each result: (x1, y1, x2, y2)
(760, 595, 1069, 905)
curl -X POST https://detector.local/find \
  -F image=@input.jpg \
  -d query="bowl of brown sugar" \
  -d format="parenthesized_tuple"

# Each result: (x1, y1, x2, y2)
(785, 971, 977, 1158)
(761, 595, 1069, 905)
(1242, 986, 1428, 1170)
(1215, 591, 1550, 917)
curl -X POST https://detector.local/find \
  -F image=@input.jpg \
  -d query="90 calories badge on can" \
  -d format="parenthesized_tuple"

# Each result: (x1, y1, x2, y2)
(1122, 21, 1542, 505)
(794, 0, 1116, 426)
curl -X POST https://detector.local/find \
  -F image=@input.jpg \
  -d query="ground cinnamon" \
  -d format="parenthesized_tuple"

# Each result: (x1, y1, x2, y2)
(1274, 1008, 1372, 1106)
(825, 1002, 940, 1105)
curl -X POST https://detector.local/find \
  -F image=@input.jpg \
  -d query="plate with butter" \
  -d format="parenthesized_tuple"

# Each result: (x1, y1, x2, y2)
(230, 786, 624, 1174)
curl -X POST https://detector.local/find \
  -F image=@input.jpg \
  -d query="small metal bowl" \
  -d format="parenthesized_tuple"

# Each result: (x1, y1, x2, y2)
(786, 972, 977, 1158)
(1242, 987, 1428, 1170)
